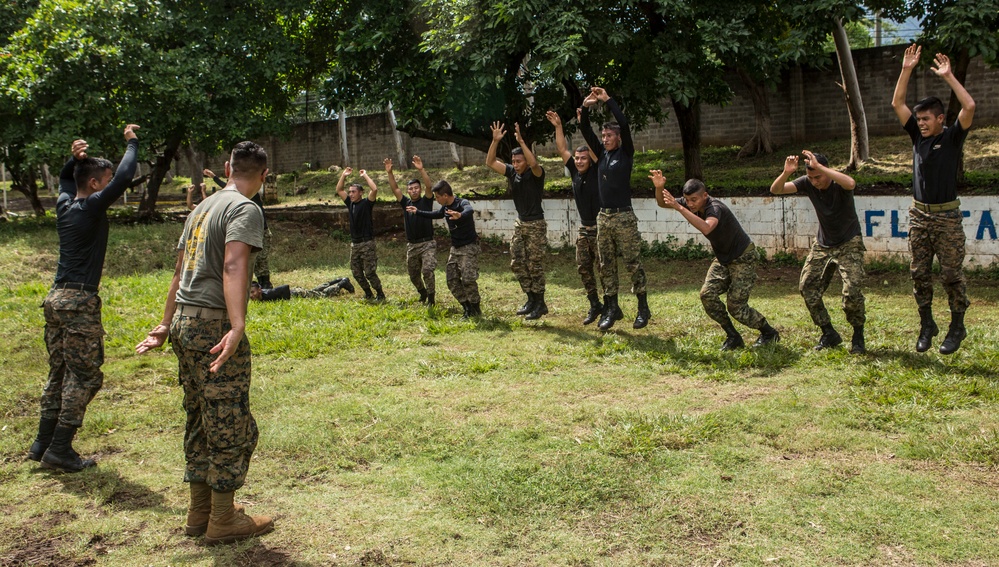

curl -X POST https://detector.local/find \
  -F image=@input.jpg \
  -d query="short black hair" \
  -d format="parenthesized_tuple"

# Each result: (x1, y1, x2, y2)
(229, 141, 267, 176)
(682, 178, 707, 196)
(432, 180, 453, 196)
(348, 183, 364, 192)
(805, 153, 830, 169)
(407, 179, 422, 187)
(74, 158, 114, 190)
(913, 96, 945, 117)
(574, 146, 589, 154)
(601, 122, 621, 134)
(511, 147, 524, 157)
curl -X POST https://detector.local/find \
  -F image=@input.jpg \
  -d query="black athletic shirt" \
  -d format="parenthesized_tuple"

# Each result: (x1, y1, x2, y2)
(904, 115, 968, 204)
(580, 98, 634, 209)
(400, 195, 435, 242)
(54, 139, 139, 287)
(792, 177, 862, 247)
(504, 164, 545, 221)
(678, 196, 751, 265)
(565, 158, 601, 226)
(415, 198, 477, 247)
(344, 197, 376, 242)
(212, 174, 268, 229)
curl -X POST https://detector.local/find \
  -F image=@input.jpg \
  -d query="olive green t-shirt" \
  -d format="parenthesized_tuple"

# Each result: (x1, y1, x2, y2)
(175, 189, 264, 309)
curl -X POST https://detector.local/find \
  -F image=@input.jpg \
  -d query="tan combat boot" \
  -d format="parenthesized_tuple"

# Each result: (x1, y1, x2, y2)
(186, 483, 246, 536)
(204, 490, 274, 545)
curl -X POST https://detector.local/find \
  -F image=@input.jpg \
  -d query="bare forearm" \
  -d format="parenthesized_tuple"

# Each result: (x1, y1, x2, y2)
(770, 173, 792, 194)
(222, 261, 248, 334)
(676, 207, 714, 236)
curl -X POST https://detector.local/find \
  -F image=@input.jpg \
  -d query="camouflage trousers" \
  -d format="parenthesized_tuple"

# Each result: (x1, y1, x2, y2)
(447, 242, 481, 304)
(40, 288, 105, 428)
(171, 310, 258, 493)
(350, 240, 382, 293)
(799, 235, 866, 328)
(909, 207, 969, 313)
(597, 210, 647, 295)
(511, 219, 547, 294)
(576, 225, 599, 295)
(291, 282, 346, 299)
(253, 227, 272, 282)
(407, 240, 438, 295)
(700, 244, 766, 330)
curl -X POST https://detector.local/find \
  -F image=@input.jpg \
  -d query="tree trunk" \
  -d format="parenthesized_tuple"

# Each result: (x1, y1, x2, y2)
(945, 47, 970, 182)
(184, 146, 204, 190)
(672, 99, 703, 182)
(138, 132, 184, 220)
(736, 67, 775, 158)
(11, 168, 46, 216)
(832, 17, 869, 170)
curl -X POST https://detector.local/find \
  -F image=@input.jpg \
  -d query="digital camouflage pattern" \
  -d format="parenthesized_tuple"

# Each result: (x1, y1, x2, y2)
(799, 235, 866, 328)
(407, 240, 437, 294)
(350, 240, 381, 293)
(447, 243, 480, 304)
(700, 244, 766, 329)
(510, 219, 547, 294)
(41, 288, 105, 427)
(290, 280, 350, 299)
(253, 227, 271, 282)
(597, 210, 646, 295)
(171, 313, 258, 493)
(575, 226, 599, 295)
(909, 208, 969, 313)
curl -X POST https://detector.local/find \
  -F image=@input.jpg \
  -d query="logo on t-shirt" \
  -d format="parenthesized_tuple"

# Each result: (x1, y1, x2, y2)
(933, 144, 941, 150)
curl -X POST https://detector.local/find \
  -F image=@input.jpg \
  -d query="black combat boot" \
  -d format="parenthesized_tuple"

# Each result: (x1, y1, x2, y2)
(939, 311, 967, 355)
(470, 302, 482, 317)
(719, 321, 745, 351)
(362, 286, 374, 300)
(516, 293, 536, 316)
(814, 323, 843, 351)
(633, 292, 651, 329)
(461, 301, 471, 319)
(418, 289, 428, 304)
(525, 292, 548, 320)
(28, 417, 58, 462)
(40, 425, 96, 473)
(753, 320, 780, 347)
(257, 275, 272, 290)
(339, 278, 355, 294)
(374, 287, 386, 302)
(915, 306, 938, 353)
(426, 292, 435, 307)
(582, 292, 603, 326)
(850, 325, 866, 355)
(598, 295, 624, 331)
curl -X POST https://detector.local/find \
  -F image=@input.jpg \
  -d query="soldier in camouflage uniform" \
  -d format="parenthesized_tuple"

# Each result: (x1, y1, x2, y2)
(27, 126, 139, 473)
(137, 141, 273, 545)
(206, 168, 273, 288)
(337, 167, 384, 301)
(249, 278, 354, 301)
(893, 44, 976, 354)
(653, 172, 779, 350)
(385, 156, 438, 305)
(771, 151, 867, 354)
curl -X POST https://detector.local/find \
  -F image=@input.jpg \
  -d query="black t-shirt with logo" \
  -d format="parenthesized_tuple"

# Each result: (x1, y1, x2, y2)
(504, 164, 545, 221)
(792, 177, 862, 247)
(344, 197, 376, 243)
(565, 158, 601, 226)
(678, 196, 751, 265)
(400, 195, 435, 242)
(904, 115, 968, 204)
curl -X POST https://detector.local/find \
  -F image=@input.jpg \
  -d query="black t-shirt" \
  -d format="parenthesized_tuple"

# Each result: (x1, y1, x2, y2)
(580, 98, 635, 209)
(904, 115, 968, 204)
(565, 159, 601, 226)
(792, 177, 862, 247)
(54, 139, 139, 287)
(344, 197, 376, 242)
(504, 164, 545, 221)
(678, 196, 751, 265)
(415, 198, 477, 247)
(400, 195, 435, 242)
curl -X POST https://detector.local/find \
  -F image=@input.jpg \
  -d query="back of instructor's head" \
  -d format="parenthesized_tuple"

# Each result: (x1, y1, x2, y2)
(432, 180, 453, 196)
(74, 158, 114, 191)
(229, 141, 268, 177)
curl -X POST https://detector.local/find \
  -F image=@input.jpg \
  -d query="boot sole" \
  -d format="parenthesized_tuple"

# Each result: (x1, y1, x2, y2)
(204, 522, 274, 545)
(39, 459, 96, 473)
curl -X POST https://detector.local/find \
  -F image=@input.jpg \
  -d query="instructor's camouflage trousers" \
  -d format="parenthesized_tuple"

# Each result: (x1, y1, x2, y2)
(909, 207, 969, 313)
(350, 240, 382, 293)
(700, 244, 766, 330)
(407, 240, 437, 295)
(597, 210, 646, 295)
(40, 288, 105, 428)
(510, 219, 547, 294)
(799, 235, 866, 328)
(447, 242, 480, 304)
(253, 227, 272, 282)
(171, 311, 258, 493)
(576, 225, 599, 295)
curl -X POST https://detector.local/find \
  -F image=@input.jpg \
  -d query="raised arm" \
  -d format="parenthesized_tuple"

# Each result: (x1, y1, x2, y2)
(204, 168, 226, 189)
(601, 92, 633, 155)
(578, 93, 604, 160)
(546, 111, 571, 164)
(335, 167, 352, 201)
(413, 155, 433, 199)
(60, 139, 88, 197)
(384, 158, 402, 201)
(514, 123, 543, 177)
(770, 156, 800, 195)
(186, 185, 197, 210)
(485, 121, 508, 175)
(90, 124, 140, 210)
(931, 52, 976, 130)
(650, 170, 717, 236)
(360, 169, 378, 201)
(803, 150, 856, 190)
(892, 44, 919, 125)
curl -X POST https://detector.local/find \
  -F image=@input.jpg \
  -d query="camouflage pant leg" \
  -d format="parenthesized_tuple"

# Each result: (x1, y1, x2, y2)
(700, 245, 765, 329)
(597, 210, 647, 296)
(407, 240, 437, 294)
(447, 243, 480, 304)
(290, 287, 323, 299)
(350, 240, 381, 292)
(171, 312, 258, 493)
(833, 236, 866, 327)
(253, 227, 272, 281)
(40, 289, 105, 427)
(799, 242, 835, 327)
(908, 208, 968, 313)
(575, 226, 599, 295)
(799, 236, 866, 328)
(510, 219, 547, 294)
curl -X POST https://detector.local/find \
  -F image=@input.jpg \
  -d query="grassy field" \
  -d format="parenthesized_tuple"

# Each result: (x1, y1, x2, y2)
(2, 217, 999, 566)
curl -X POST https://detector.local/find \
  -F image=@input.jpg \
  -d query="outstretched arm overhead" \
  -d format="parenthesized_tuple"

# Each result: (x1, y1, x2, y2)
(90, 124, 140, 210)
(546, 111, 572, 165)
(931, 52, 976, 130)
(770, 156, 801, 195)
(336, 167, 352, 201)
(578, 91, 604, 160)
(412, 155, 434, 199)
(892, 43, 919, 125)
(594, 87, 633, 155)
(514, 123, 543, 177)
(485, 121, 508, 175)
(204, 168, 226, 189)
(360, 169, 378, 201)
(384, 158, 402, 201)
(59, 139, 88, 197)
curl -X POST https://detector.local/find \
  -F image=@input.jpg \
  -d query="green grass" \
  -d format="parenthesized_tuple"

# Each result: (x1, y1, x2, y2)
(2, 217, 999, 566)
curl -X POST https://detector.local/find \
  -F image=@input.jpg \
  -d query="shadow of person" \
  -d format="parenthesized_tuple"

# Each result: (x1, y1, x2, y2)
(47, 465, 166, 510)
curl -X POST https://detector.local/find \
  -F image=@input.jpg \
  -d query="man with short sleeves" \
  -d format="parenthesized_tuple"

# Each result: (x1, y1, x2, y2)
(336, 167, 384, 301)
(136, 141, 273, 545)
(892, 44, 976, 354)
(771, 151, 866, 354)
(205, 168, 272, 289)
(385, 155, 437, 305)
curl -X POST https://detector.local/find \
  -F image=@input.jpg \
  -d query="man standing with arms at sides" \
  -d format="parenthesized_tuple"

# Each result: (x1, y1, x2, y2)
(486, 121, 549, 320)
(579, 86, 650, 331)
(204, 168, 272, 289)
(136, 141, 273, 545)
(770, 151, 867, 354)
(547, 109, 603, 325)
(407, 181, 481, 319)
(336, 167, 384, 301)
(652, 171, 779, 350)
(892, 44, 976, 355)
(385, 155, 437, 306)
(27, 124, 139, 472)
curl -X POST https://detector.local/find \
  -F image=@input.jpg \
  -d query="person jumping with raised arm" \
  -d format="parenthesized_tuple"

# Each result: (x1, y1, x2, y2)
(486, 121, 549, 320)
(336, 167, 384, 301)
(386, 155, 437, 306)
(892, 44, 976, 354)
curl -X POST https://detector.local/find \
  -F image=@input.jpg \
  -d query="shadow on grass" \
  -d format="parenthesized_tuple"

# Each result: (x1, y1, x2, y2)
(864, 347, 999, 380)
(47, 465, 166, 510)
(175, 540, 315, 567)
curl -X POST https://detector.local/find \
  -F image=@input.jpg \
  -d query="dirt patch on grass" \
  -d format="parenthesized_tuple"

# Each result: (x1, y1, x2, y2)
(1, 511, 91, 567)
(229, 544, 297, 566)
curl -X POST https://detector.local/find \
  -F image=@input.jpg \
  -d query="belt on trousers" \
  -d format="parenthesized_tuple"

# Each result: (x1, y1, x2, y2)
(409, 236, 434, 244)
(912, 199, 960, 213)
(52, 282, 99, 292)
(600, 206, 632, 214)
(179, 304, 228, 320)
